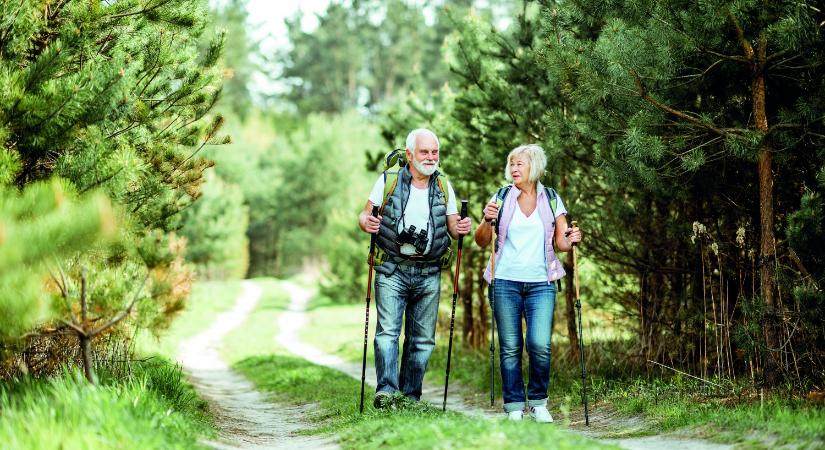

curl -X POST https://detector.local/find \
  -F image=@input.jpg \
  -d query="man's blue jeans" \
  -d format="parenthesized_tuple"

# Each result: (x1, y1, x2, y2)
(491, 279, 556, 412)
(374, 264, 441, 400)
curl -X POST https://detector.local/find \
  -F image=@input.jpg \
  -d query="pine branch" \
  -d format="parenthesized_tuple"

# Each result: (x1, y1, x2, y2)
(104, 0, 174, 21)
(628, 69, 730, 137)
(697, 48, 749, 64)
(89, 274, 149, 338)
(0, 0, 26, 52)
(728, 12, 754, 62)
(78, 167, 125, 195)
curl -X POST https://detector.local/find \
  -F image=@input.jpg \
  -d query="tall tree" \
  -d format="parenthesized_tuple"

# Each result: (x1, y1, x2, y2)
(550, 0, 825, 382)
(0, 0, 225, 379)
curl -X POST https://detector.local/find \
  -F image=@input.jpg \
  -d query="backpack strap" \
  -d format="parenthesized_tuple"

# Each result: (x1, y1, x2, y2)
(493, 185, 558, 234)
(544, 187, 558, 225)
(435, 174, 450, 207)
(380, 171, 399, 215)
(493, 185, 512, 237)
(381, 172, 449, 215)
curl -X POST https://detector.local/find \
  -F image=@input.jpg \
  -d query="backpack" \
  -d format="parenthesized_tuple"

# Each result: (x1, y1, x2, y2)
(379, 148, 450, 215)
(492, 185, 559, 236)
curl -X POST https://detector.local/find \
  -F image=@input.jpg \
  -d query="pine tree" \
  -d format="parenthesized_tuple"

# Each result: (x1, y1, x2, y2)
(1, 0, 225, 380)
(549, 0, 825, 383)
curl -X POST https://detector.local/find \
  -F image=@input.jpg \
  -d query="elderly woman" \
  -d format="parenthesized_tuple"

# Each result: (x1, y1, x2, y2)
(474, 144, 582, 422)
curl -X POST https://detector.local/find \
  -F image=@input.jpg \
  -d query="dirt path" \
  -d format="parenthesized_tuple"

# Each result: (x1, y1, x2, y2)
(178, 281, 337, 450)
(278, 280, 734, 450)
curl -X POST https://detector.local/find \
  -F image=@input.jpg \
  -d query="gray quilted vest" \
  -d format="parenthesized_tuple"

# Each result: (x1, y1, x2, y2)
(375, 166, 450, 275)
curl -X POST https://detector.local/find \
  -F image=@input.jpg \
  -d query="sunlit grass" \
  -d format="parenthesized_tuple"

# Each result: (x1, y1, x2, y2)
(0, 359, 214, 450)
(234, 354, 616, 450)
(299, 281, 825, 448)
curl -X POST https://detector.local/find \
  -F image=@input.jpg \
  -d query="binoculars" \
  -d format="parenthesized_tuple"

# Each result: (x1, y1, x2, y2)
(397, 225, 428, 254)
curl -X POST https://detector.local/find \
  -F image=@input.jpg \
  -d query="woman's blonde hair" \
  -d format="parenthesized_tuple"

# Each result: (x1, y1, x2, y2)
(504, 144, 547, 184)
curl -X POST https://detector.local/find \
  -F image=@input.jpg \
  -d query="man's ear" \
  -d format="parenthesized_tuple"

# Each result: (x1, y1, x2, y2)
(406, 147, 413, 161)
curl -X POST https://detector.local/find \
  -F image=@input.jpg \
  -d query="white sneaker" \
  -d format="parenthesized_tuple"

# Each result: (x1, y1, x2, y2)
(529, 406, 553, 423)
(507, 410, 523, 421)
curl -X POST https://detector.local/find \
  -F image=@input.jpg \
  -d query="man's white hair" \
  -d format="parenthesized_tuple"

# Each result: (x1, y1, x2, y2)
(504, 144, 547, 184)
(406, 128, 440, 152)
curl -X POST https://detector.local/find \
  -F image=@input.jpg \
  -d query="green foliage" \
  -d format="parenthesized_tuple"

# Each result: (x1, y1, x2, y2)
(208, 0, 254, 120)
(180, 170, 249, 279)
(207, 111, 376, 279)
(0, 180, 116, 341)
(0, 0, 225, 376)
(0, 359, 213, 449)
(788, 191, 825, 279)
(279, 0, 472, 113)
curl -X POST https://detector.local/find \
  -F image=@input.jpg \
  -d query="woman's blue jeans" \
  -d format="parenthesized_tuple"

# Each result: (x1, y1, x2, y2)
(491, 279, 556, 412)
(373, 264, 441, 400)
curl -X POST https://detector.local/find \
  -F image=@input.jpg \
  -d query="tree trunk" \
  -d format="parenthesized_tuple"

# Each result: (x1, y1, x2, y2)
(80, 334, 97, 384)
(752, 31, 779, 381)
(79, 268, 97, 384)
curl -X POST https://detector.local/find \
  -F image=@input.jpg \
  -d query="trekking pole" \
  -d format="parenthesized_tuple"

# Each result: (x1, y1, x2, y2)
(443, 200, 468, 412)
(489, 218, 497, 408)
(571, 220, 590, 426)
(359, 205, 379, 414)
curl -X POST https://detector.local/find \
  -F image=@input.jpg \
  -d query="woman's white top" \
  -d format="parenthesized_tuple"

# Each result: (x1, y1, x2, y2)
(495, 194, 567, 283)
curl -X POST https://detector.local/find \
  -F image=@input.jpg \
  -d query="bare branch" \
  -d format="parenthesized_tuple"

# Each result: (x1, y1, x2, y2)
(89, 274, 150, 338)
(629, 69, 729, 137)
(648, 360, 728, 389)
(60, 319, 87, 337)
(697, 48, 749, 63)
(728, 12, 754, 61)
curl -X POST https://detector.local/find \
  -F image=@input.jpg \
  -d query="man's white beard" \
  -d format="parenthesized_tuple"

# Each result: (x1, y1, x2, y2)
(412, 158, 439, 176)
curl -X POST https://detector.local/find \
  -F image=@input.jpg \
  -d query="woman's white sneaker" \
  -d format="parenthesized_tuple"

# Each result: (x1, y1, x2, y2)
(529, 406, 553, 423)
(507, 410, 523, 421)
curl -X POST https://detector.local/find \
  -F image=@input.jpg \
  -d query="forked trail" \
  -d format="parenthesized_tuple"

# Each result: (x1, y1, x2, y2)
(179, 279, 732, 450)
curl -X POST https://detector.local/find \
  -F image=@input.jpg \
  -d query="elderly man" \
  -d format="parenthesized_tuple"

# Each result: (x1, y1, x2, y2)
(358, 128, 472, 407)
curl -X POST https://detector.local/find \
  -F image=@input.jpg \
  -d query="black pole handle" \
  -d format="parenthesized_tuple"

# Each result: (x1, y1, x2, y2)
(369, 206, 379, 252)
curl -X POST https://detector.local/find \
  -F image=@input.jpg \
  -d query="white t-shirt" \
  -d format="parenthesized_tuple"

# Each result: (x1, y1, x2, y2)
(368, 174, 458, 255)
(494, 190, 567, 282)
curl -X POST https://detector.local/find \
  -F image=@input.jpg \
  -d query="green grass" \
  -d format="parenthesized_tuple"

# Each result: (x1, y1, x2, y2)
(299, 294, 369, 362)
(299, 284, 825, 448)
(221, 278, 290, 364)
(139, 280, 243, 359)
(0, 358, 214, 450)
(592, 377, 825, 447)
(234, 354, 616, 450)
(0, 279, 246, 450)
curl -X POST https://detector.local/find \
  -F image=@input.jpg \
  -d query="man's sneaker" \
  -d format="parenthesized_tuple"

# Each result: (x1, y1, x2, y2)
(529, 405, 553, 423)
(373, 391, 391, 409)
(507, 410, 523, 421)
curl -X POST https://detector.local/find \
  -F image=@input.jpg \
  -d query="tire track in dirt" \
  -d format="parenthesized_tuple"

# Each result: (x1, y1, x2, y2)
(178, 281, 337, 450)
